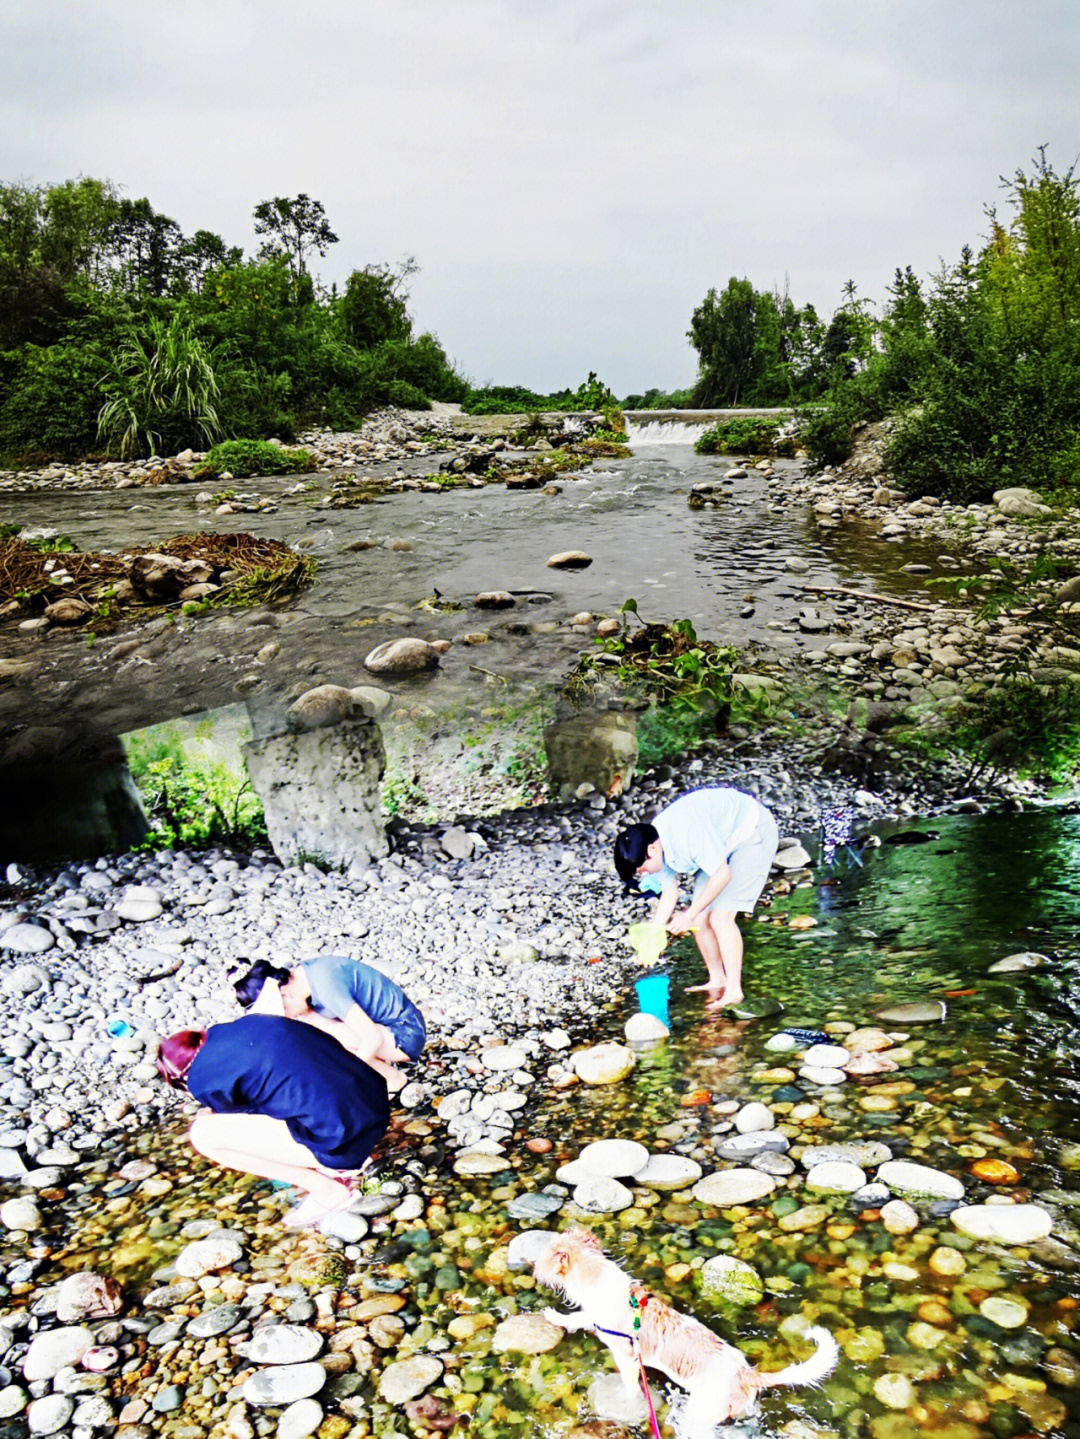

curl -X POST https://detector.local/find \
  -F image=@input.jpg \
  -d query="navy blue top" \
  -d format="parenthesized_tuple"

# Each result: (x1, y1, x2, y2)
(187, 1014, 389, 1170)
(301, 955, 427, 1060)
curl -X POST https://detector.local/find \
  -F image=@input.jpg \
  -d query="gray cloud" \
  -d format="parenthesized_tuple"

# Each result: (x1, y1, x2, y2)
(2, 0, 1077, 392)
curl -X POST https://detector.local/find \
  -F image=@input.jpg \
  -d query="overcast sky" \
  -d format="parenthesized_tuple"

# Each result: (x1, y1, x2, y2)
(3, 0, 1078, 395)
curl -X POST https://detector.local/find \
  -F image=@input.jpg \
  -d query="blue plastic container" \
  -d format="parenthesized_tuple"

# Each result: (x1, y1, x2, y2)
(634, 973, 671, 1028)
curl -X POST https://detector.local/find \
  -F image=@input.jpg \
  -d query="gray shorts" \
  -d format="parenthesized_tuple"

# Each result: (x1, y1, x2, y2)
(692, 807, 779, 914)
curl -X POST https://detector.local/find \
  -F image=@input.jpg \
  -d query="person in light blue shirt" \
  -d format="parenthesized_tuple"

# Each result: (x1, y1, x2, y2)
(614, 787, 778, 1008)
(234, 955, 426, 1092)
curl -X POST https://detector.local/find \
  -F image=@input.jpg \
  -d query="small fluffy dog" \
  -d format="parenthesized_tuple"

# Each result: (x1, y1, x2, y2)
(534, 1229, 837, 1437)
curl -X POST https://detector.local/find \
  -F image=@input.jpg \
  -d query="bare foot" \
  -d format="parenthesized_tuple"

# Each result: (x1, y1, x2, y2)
(282, 1181, 354, 1230)
(686, 983, 724, 994)
(705, 991, 744, 1012)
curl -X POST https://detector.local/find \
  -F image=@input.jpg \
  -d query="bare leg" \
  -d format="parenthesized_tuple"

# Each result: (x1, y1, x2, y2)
(704, 911, 744, 1009)
(684, 921, 727, 994)
(189, 1112, 354, 1214)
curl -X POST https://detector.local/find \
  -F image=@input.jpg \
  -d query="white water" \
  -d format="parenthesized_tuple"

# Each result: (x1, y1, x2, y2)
(624, 418, 712, 445)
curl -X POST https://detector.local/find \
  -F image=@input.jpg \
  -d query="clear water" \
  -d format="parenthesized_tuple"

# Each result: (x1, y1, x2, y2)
(29, 808, 1080, 1439)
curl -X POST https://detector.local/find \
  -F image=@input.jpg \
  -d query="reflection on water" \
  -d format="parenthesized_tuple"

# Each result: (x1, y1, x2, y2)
(30, 809, 1080, 1437)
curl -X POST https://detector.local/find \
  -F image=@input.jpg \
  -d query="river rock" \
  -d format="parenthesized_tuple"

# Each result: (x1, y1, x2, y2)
(23, 1327, 94, 1381)
(876, 999, 946, 1023)
(774, 845, 811, 870)
(979, 1295, 1029, 1328)
(805, 1161, 867, 1193)
(480, 1044, 529, 1071)
(716, 1130, 789, 1160)
(803, 1044, 851, 1068)
(734, 1102, 775, 1133)
(765, 1032, 798, 1052)
(27, 1394, 74, 1435)
(506, 1230, 556, 1272)
(877, 1160, 964, 1200)
(632, 1154, 702, 1191)
(874, 1374, 916, 1411)
(276, 1398, 323, 1439)
(578, 1139, 649, 1177)
(286, 685, 356, 731)
(54, 1272, 122, 1322)
(845, 1027, 893, 1054)
(798, 1065, 846, 1085)
(572, 1177, 634, 1213)
(475, 591, 515, 608)
(506, 1191, 564, 1223)
(363, 638, 441, 674)
(692, 1169, 776, 1206)
(349, 684, 392, 718)
(0, 924, 54, 954)
(993, 486, 1052, 518)
(988, 951, 1047, 973)
(845, 1050, 899, 1076)
(546, 551, 592, 569)
(378, 1356, 443, 1405)
(1, 1196, 42, 1231)
(491, 1314, 562, 1353)
(572, 1042, 635, 1085)
(624, 1012, 669, 1043)
(588, 1372, 648, 1426)
(242, 1363, 326, 1407)
(174, 1236, 243, 1277)
(881, 1199, 920, 1234)
(803, 1140, 892, 1169)
(234, 1327, 323, 1365)
(114, 886, 163, 923)
(453, 1152, 508, 1177)
(700, 1256, 764, 1304)
(129, 552, 213, 600)
(951, 1203, 1053, 1244)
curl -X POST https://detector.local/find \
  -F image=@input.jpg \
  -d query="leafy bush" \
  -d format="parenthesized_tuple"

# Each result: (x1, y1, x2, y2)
(0, 340, 109, 458)
(203, 438, 314, 477)
(695, 416, 786, 456)
(97, 312, 224, 457)
(798, 401, 857, 470)
(129, 751, 266, 849)
(637, 702, 718, 766)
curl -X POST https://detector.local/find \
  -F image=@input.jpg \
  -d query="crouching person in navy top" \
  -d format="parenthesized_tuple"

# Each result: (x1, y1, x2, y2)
(156, 1014, 390, 1231)
(233, 955, 426, 1094)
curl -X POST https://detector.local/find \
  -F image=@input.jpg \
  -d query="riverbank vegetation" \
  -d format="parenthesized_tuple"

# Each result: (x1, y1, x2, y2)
(0, 181, 467, 462)
(687, 149, 1080, 507)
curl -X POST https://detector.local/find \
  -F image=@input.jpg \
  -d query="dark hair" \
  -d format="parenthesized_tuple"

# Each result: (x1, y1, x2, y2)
(613, 823, 659, 891)
(233, 960, 292, 1009)
(156, 1030, 207, 1089)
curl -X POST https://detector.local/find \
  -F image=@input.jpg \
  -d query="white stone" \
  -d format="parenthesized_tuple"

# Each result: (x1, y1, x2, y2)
(805, 1161, 866, 1193)
(798, 1065, 846, 1086)
(242, 1364, 327, 1407)
(773, 845, 811, 870)
(277, 1399, 323, 1439)
(572, 1176, 634, 1213)
(0, 925, 54, 954)
(877, 1160, 965, 1201)
(988, 951, 1047, 973)
(624, 1012, 669, 1043)
(803, 1044, 851, 1068)
(734, 1102, 775, 1134)
(692, 1169, 776, 1206)
(765, 1032, 798, 1052)
(480, 1045, 529, 1072)
(27, 1395, 74, 1435)
(1, 1197, 42, 1231)
(632, 1155, 702, 1191)
(234, 1328, 324, 1367)
(378, 1356, 444, 1405)
(587, 1372, 648, 1426)
(700, 1255, 764, 1304)
(951, 1203, 1053, 1245)
(174, 1236, 244, 1277)
(490, 1314, 562, 1353)
(114, 886, 163, 923)
(572, 1042, 635, 1085)
(577, 1139, 649, 1177)
(881, 1199, 920, 1234)
(23, 1328, 94, 1381)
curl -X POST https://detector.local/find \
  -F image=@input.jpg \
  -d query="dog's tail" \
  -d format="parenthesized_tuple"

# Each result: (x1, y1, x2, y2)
(750, 1326, 838, 1394)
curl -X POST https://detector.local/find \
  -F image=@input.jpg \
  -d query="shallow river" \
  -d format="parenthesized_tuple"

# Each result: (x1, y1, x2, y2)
(33, 808, 1080, 1439)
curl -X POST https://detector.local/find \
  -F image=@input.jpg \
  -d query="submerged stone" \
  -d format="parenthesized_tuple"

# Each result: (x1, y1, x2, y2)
(877, 1160, 964, 1200)
(700, 1256, 764, 1304)
(875, 1000, 946, 1024)
(578, 1139, 650, 1177)
(693, 1169, 776, 1206)
(951, 1203, 1053, 1244)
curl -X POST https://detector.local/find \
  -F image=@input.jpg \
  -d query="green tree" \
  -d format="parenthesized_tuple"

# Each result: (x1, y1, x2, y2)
(689, 277, 759, 405)
(339, 260, 414, 349)
(253, 194, 338, 277)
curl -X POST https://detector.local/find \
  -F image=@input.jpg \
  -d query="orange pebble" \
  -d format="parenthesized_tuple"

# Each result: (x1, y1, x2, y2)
(680, 1089, 712, 1107)
(525, 1138, 553, 1155)
(970, 1158, 1019, 1184)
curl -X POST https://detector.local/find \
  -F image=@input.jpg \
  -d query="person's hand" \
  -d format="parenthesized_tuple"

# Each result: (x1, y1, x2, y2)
(667, 911, 696, 935)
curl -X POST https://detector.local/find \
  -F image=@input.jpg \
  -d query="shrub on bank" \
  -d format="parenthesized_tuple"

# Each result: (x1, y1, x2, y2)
(201, 439, 314, 478)
(695, 416, 794, 457)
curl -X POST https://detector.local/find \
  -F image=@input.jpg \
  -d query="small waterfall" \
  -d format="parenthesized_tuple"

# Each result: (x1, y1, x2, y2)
(625, 417, 712, 446)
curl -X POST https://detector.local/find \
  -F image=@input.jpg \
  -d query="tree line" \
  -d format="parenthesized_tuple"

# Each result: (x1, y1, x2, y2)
(0, 180, 467, 459)
(686, 147, 1080, 504)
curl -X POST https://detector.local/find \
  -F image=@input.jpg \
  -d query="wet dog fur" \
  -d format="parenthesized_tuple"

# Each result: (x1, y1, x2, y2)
(533, 1228, 838, 1437)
